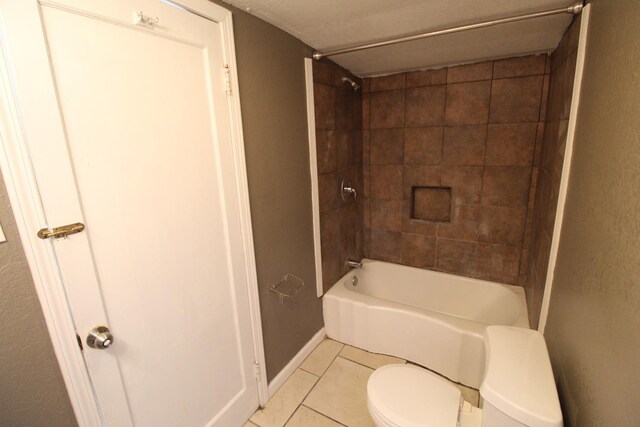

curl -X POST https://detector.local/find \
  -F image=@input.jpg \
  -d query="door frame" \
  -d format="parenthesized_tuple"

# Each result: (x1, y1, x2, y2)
(0, 0, 268, 425)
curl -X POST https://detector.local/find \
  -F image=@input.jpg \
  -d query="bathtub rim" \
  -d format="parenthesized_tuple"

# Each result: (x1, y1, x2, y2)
(328, 258, 530, 330)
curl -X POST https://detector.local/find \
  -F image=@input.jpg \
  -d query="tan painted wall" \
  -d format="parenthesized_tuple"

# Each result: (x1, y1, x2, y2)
(0, 175, 77, 426)
(213, 1, 324, 381)
(544, 0, 640, 425)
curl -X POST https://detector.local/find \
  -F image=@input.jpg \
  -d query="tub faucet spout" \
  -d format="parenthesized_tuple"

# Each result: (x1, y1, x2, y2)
(346, 259, 362, 269)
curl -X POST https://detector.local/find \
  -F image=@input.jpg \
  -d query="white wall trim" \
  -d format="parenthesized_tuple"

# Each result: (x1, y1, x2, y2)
(304, 58, 324, 298)
(0, 0, 268, 421)
(267, 327, 326, 398)
(538, 4, 591, 333)
(217, 9, 269, 405)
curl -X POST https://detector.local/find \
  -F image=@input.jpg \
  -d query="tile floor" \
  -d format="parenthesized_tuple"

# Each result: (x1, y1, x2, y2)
(245, 338, 480, 427)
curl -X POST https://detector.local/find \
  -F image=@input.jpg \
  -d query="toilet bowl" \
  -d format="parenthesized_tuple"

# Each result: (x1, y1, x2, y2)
(367, 326, 562, 427)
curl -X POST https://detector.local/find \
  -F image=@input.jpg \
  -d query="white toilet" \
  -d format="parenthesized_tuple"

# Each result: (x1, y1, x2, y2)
(367, 326, 563, 427)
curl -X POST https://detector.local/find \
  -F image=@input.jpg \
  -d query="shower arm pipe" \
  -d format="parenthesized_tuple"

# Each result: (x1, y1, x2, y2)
(312, 2, 583, 60)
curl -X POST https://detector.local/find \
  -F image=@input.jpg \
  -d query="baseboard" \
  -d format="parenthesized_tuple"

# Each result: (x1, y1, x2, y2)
(267, 327, 326, 398)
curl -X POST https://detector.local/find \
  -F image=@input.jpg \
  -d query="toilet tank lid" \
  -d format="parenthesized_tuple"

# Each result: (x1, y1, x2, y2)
(480, 326, 563, 427)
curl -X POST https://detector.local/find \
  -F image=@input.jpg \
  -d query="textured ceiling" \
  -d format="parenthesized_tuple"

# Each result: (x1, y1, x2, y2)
(224, 0, 577, 76)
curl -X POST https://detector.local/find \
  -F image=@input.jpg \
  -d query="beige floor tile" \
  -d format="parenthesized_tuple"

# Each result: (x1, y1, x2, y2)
(285, 405, 343, 427)
(299, 339, 344, 376)
(339, 345, 405, 369)
(304, 357, 376, 427)
(243, 422, 258, 427)
(251, 369, 318, 427)
(456, 383, 480, 407)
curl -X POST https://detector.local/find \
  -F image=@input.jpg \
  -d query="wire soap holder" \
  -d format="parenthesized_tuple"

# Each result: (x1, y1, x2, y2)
(270, 274, 305, 305)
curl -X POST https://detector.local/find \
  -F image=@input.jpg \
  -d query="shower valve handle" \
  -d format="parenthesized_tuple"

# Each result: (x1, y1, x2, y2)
(341, 180, 357, 200)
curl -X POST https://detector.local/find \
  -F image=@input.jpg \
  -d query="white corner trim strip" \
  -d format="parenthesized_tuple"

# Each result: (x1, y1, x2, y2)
(304, 58, 324, 298)
(267, 327, 326, 399)
(219, 12, 269, 405)
(538, 4, 591, 333)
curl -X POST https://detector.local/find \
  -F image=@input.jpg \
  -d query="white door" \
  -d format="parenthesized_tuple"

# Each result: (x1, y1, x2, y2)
(0, 0, 262, 425)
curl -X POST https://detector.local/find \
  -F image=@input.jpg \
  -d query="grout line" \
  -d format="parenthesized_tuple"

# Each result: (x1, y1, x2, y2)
(328, 342, 345, 364)
(434, 67, 449, 268)
(399, 77, 409, 262)
(283, 344, 346, 427)
(300, 405, 349, 426)
(491, 72, 546, 81)
(334, 353, 406, 372)
(435, 235, 523, 249)
(252, 369, 321, 427)
(365, 79, 371, 258)
(296, 365, 321, 377)
(518, 70, 551, 284)
(371, 120, 545, 130)
(467, 61, 497, 270)
(336, 354, 376, 371)
(279, 368, 323, 427)
(298, 342, 344, 378)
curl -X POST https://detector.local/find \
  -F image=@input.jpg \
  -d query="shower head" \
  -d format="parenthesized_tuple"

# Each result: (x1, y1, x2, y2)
(341, 76, 361, 92)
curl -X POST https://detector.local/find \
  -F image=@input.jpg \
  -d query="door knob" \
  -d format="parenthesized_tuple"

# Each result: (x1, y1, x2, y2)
(86, 326, 114, 350)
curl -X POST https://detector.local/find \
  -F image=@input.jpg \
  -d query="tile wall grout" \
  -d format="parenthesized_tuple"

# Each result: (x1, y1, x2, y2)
(363, 56, 547, 283)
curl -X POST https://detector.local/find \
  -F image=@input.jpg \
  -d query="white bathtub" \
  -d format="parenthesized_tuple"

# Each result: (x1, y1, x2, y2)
(323, 259, 529, 388)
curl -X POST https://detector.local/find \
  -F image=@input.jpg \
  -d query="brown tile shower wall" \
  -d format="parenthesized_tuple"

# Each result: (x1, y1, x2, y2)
(524, 17, 580, 328)
(362, 55, 550, 285)
(313, 61, 363, 292)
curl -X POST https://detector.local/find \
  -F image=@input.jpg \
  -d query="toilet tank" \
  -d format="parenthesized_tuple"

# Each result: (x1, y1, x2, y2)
(480, 326, 563, 427)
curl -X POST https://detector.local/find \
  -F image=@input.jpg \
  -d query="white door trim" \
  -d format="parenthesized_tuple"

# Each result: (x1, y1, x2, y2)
(304, 58, 324, 298)
(0, 1, 268, 425)
(0, 45, 102, 425)
(538, 4, 591, 332)
(213, 2, 269, 407)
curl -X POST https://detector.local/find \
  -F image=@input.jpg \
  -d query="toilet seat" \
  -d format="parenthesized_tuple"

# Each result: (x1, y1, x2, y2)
(367, 364, 462, 427)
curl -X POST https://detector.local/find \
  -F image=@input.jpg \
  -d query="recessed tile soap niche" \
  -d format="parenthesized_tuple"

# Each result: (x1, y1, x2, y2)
(411, 186, 452, 223)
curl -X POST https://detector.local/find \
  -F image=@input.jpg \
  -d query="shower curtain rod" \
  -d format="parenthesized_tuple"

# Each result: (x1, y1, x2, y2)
(312, 2, 583, 60)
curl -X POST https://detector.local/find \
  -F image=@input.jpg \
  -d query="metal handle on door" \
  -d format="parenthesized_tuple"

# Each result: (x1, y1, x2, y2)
(37, 222, 85, 239)
(86, 326, 114, 350)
